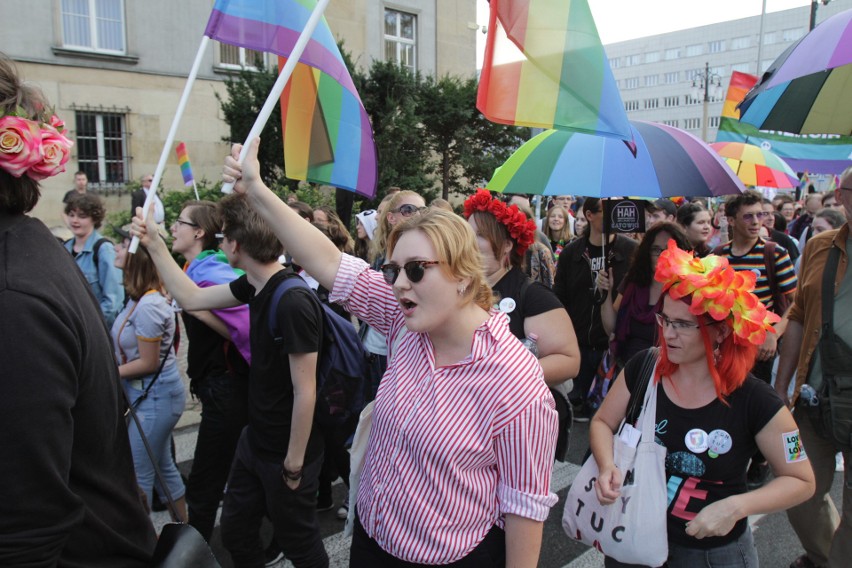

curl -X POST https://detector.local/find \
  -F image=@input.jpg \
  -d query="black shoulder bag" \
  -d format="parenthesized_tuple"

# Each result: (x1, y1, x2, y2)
(812, 246, 852, 449)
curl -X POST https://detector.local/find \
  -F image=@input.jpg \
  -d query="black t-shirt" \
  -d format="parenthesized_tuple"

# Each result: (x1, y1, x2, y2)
(230, 270, 324, 462)
(623, 350, 783, 549)
(491, 267, 563, 340)
(181, 309, 249, 384)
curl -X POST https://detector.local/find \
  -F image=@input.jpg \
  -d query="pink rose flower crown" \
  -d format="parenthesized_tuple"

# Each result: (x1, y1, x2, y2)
(0, 105, 73, 181)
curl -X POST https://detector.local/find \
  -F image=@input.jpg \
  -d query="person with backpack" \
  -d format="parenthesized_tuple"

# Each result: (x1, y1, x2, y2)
(63, 193, 124, 326)
(130, 193, 329, 567)
(775, 167, 852, 568)
(219, 140, 559, 567)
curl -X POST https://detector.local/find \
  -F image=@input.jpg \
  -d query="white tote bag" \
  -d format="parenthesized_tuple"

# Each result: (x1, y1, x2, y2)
(562, 366, 668, 566)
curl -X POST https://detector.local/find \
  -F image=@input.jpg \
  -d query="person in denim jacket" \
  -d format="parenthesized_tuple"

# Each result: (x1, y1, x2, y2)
(64, 193, 124, 326)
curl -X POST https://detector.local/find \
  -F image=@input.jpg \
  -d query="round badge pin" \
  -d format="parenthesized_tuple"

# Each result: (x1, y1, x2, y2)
(685, 428, 709, 454)
(707, 429, 733, 458)
(499, 297, 517, 313)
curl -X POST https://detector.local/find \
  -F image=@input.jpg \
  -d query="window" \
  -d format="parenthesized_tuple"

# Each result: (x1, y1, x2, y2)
(710, 66, 725, 77)
(664, 48, 680, 60)
(609, 57, 620, 68)
(763, 32, 777, 45)
(645, 52, 660, 63)
(685, 44, 703, 57)
(385, 9, 417, 72)
(709, 40, 725, 53)
(624, 77, 640, 89)
(708, 116, 721, 128)
(644, 74, 659, 87)
(684, 118, 701, 130)
(625, 100, 640, 112)
(662, 119, 679, 127)
(75, 110, 128, 186)
(61, 0, 125, 53)
(644, 98, 659, 110)
(219, 44, 266, 69)
(663, 96, 679, 108)
(625, 54, 641, 66)
(731, 62, 751, 74)
(685, 93, 702, 105)
(783, 28, 805, 42)
(731, 36, 750, 50)
(664, 71, 679, 84)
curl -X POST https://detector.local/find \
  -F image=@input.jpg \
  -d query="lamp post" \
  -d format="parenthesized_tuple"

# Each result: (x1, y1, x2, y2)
(692, 61, 722, 142)
(810, 1, 831, 31)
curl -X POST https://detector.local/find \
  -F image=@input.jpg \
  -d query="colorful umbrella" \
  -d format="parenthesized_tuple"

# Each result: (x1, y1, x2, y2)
(739, 9, 852, 135)
(487, 121, 745, 198)
(710, 142, 799, 189)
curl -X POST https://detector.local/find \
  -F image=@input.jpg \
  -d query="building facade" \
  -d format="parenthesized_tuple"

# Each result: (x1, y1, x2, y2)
(0, 0, 476, 226)
(606, 0, 852, 143)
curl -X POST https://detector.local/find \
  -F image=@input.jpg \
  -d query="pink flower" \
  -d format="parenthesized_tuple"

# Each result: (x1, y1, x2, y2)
(0, 115, 43, 177)
(49, 114, 66, 133)
(28, 124, 73, 181)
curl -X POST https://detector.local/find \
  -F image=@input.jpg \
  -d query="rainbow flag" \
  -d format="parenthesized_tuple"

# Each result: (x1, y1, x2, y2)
(204, 0, 377, 197)
(175, 142, 194, 187)
(477, 0, 630, 141)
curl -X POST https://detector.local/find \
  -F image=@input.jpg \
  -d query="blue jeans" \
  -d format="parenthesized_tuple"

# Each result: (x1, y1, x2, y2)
(124, 364, 186, 508)
(667, 527, 759, 568)
(186, 370, 249, 540)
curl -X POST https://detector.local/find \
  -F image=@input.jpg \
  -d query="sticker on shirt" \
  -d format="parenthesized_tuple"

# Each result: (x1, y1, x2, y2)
(685, 428, 709, 454)
(498, 297, 516, 314)
(783, 430, 808, 463)
(666, 451, 706, 478)
(707, 429, 733, 458)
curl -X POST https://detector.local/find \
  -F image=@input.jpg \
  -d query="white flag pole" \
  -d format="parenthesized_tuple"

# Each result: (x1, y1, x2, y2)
(191, 179, 200, 200)
(130, 35, 210, 254)
(221, 0, 332, 194)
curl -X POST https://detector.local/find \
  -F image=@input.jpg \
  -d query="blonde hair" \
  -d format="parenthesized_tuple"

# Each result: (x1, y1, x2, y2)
(371, 190, 424, 262)
(543, 205, 573, 243)
(387, 209, 493, 311)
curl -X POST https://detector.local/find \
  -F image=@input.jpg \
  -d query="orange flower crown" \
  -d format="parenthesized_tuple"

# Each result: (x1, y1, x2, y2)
(463, 189, 537, 256)
(655, 239, 781, 345)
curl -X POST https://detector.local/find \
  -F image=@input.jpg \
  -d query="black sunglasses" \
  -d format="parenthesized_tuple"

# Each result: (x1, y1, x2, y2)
(381, 260, 441, 285)
(391, 204, 427, 217)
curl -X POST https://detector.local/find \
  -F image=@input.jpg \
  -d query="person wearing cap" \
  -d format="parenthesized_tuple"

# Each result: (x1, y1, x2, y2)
(647, 198, 678, 227)
(354, 209, 378, 262)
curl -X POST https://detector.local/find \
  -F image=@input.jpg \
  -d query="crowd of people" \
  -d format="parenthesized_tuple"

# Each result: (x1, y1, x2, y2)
(2, 50, 852, 568)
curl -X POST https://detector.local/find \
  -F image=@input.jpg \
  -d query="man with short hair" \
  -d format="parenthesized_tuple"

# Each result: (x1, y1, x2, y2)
(130, 174, 165, 224)
(775, 166, 852, 568)
(777, 194, 798, 226)
(822, 192, 846, 218)
(132, 193, 328, 567)
(645, 198, 677, 227)
(790, 193, 825, 242)
(62, 170, 88, 204)
(762, 199, 800, 265)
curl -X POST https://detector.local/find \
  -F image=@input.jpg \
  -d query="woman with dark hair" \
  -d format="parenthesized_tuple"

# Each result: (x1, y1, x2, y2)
(112, 230, 187, 521)
(590, 242, 814, 567)
(599, 222, 692, 367)
(63, 193, 125, 325)
(168, 201, 251, 540)
(676, 202, 713, 257)
(313, 205, 354, 254)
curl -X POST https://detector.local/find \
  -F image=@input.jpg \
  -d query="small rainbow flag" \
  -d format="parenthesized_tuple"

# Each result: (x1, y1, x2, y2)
(721, 72, 758, 120)
(204, 0, 377, 197)
(175, 142, 194, 187)
(477, 0, 631, 141)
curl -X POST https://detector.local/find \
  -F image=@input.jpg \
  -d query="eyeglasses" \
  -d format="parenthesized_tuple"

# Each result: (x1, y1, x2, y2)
(391, 204, 427, 217)
(655, 312, 702, 332)
(174, 218, 199, 228)
(740, 211, 771, 222)
(381, 260, 442, 285)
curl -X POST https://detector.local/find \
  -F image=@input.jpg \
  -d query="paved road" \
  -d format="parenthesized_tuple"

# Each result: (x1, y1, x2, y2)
(157, 415, 844, 567)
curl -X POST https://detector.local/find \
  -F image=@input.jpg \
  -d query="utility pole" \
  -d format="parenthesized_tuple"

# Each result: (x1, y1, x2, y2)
(811, 1, 832, 31)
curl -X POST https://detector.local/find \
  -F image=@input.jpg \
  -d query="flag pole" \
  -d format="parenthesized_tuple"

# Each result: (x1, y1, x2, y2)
(221, 0, 332, 194)
(191, 179, 200, 200)
(130, 35, 211, 254)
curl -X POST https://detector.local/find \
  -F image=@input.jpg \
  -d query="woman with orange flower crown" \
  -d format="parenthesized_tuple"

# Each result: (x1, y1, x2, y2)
(590, 241, 815, 568)
(464, 189, 580, 459)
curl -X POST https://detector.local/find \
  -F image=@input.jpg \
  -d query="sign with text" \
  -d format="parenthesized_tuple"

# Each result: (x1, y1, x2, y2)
(604, 198, 646, 234)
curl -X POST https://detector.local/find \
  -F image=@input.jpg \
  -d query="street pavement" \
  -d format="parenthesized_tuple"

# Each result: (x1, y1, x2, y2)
(157, 409, 845, 568)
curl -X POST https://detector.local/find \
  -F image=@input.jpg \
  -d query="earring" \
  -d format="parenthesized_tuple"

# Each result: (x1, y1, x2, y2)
(458, 284, 467, 296)
(713, 342, 722, 365)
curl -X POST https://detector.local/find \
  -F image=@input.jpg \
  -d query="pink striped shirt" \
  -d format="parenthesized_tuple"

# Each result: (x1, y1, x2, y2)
(330, 254, 558, 564)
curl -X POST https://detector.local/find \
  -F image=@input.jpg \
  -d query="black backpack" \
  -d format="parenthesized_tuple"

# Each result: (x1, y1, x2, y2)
(65, 237, 112, 278)
(267, 275, 368, 437)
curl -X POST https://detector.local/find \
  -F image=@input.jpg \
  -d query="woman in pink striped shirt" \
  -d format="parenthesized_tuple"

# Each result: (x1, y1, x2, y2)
(223, 140, 559, 567)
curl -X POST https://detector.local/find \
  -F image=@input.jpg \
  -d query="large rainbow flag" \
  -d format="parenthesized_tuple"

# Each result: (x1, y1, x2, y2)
(716, 71, 852, 175)
(477, 0, 630, 141)
(204, 0, 377, 197)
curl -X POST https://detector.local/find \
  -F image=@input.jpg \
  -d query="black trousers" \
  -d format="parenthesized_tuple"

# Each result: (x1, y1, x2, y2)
(220, 428, 328, 568)
(186, 371, 249, 540)
(350, 512, 505, 567)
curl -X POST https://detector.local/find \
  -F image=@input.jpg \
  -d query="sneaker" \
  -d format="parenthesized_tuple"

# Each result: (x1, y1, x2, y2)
(316, 493, 334, 512)
(264, 541, 284, 566)
(746, 461, 771, 490)
(836, 452, 845, 472)
(572, 402, 591, 423)
(789, 554, 819, 568)
(336, 495, 349, 520)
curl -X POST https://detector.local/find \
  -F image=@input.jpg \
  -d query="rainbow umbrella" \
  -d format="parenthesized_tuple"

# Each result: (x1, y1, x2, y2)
(487, 121, 745, 198)
(710, 142, 798, 189)
(739, 9, 852, 135)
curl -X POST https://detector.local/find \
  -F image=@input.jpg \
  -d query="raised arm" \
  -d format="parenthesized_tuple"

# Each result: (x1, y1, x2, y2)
(223, 139, 342, 290)
(130, 205, 239, 312)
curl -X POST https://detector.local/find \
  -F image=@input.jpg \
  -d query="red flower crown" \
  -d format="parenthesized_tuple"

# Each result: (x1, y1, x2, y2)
(463, 189, 537, 256)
